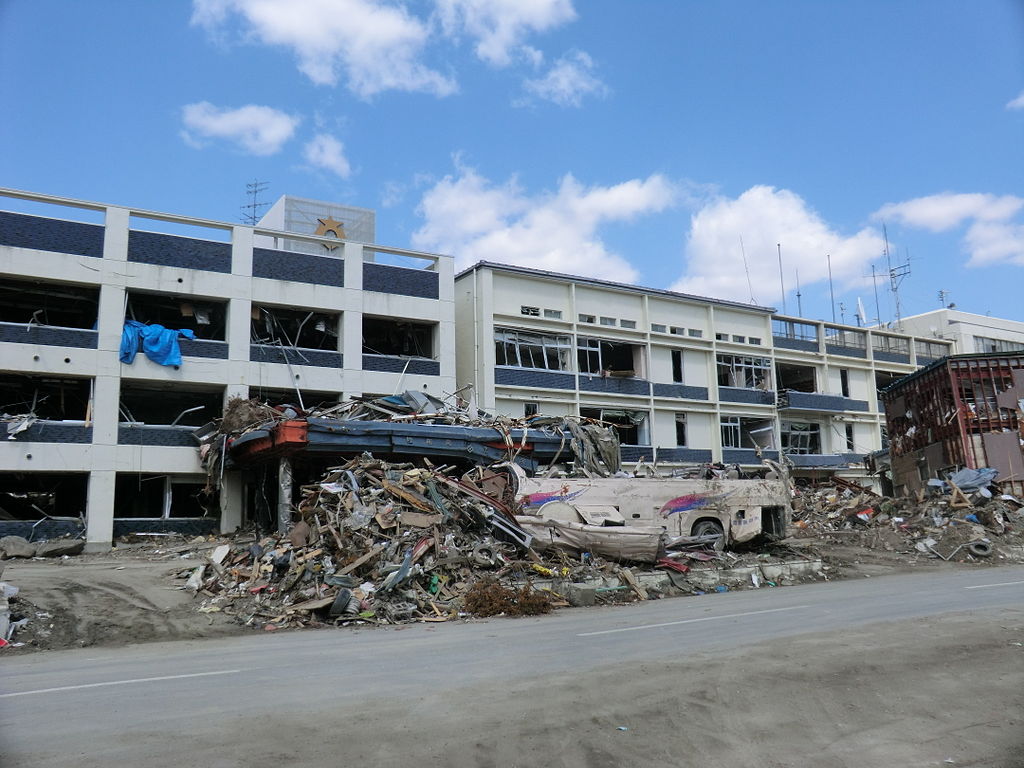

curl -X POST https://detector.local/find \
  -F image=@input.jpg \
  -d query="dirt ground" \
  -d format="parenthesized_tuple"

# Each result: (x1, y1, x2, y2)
(1, 534, 1020, 653)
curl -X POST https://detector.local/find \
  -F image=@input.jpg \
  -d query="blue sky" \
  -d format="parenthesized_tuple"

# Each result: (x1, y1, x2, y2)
(2, 0, 1022, 325)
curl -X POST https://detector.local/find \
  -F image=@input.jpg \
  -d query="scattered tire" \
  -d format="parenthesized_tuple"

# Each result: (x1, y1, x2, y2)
(967, 541, 992, 558)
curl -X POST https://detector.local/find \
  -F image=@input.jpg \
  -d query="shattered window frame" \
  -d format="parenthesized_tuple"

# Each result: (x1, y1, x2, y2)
(720, 416, 776, 450)
(252, 305, 340, 351)
(779, 421, 822, 455)
(577, 336, 642, 376)
(580, 406, 649, 446)
(674, 413, 687, 446)
(716, 354, 773, 389)
(363, 317, 436, 359)
(494, 327, 572, 371)
(0, 373, 93, 422)
(0, 276, 99, 330)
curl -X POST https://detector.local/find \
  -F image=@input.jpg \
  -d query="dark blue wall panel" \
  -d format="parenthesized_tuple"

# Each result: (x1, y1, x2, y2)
(0, 323, 98, 349)
(362, 355, 440, 375)
(252, 247, 344, 286)
(0, 211, 104, 258)
(495, 367, 576, 390)
(127, 230, 231, 273)
(363, 263, 439, 299)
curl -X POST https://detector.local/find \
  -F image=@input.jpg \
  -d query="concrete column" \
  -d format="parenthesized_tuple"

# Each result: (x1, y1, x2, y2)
(219, 471, 244, 533)
(102, 206, 130, 262)
(90, 374, 121, 446)
(277, 457, 292, 534)
(85, 470, 116, 551)
(342, 244, 364, 393)
(231, 226, 254, 277)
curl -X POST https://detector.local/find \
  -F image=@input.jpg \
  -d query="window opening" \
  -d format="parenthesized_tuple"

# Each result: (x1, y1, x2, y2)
(776, 362, 816, 393)
(674, 413, 687, 446)
(779, 421, 821, 454)
(578, 313, 595, 324)
(720, 416, 776, 449)
(543, 308, 562, 320)
(871, 334, 909, 355)
(363, 317, 434, 358)
(671, 350, 684, 383)
(845, 424, 855, 451)
(252, 305, 339, 350)
(119, 383, 224, 427)
(580, 406, 648, 445)
(772, 318, 818, 342)
(520, 306, 540, 316)
(126, 292, 226, 340)
(688, 328, 703, 338)
(651, 323, 667, 334)
(717, 354, 772, 389)
(577, 337, 643, 376)
(620, 319, 637, 329)
(599, 316, 616, 326)
(524, 402, 539, 417)
(0, 277, 99, 329)
(840, 369, 850, 397)
(731, 335, 745, 343)
(494, 328, 571, 370)
(0, 373, 92, 422)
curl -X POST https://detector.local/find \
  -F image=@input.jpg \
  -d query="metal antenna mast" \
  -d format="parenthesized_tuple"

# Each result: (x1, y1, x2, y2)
(241, 180, 270, 225)
(827, 254, 836, 323)
(776, 243, 787, 314)
(795, 268, 803, 317)
(883, 224, 911, 329)
(739, 236, 756, 304)
(937, 289, 950, 308)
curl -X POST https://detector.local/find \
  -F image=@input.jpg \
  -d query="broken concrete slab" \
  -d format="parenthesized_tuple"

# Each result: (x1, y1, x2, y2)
(33, 539, 86, 558)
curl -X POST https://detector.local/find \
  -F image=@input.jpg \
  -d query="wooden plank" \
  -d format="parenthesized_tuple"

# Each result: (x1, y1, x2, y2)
(338, 543, 386, 575)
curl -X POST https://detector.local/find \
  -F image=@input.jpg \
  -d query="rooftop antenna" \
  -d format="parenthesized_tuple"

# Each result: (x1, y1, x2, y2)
(827, 254, 836, 323)
(870, 263, 882, 327)
(739, 235, 756, 304)
(795, 268, 803, 317)
(776, 243, 787, 314)
(883, 224, 911, 329)
(838, 301, 847, 326)
(937, 289, 951, 308)
(241, 179, 270, 225)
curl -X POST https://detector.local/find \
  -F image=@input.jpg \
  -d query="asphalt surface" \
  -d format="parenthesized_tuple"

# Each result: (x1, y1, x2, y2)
(3, 566, 1023, 767)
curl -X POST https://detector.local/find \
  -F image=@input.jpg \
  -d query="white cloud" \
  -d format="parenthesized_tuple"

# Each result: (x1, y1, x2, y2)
(672, 186, 885, 306)
(1006, 90, 1024, 110)
(303, 133, 351, 178)
(191, 0, 456, 98)
(875, 192, 1024, 267)
(522, 50, 608, 107)
(412, 162, 675, 281)
(435, 0, 576, 67)
(181, 101, 299, 155)
(875, 193, 1024, 232)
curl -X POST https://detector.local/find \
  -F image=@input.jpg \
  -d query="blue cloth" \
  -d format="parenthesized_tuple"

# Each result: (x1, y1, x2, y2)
(119, 320, 195, 367)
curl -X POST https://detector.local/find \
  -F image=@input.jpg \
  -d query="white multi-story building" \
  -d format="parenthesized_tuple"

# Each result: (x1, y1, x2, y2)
(455, 262, 953, 479)
(0, 188, 453, 550)
(897, 308, 1024, 355)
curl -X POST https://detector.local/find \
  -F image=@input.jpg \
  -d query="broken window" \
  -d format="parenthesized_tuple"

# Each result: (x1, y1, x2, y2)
(494, 328, 571, 370)
(674, 413, 687, 446)
(114, 474, 214, 519)
(125, 292, 226, 340)
(840, 369, 850, 397)
(0, 276, 99, 329)
(119, 382, 224, 427)
(717, 354, 772, 389)
(0, 373, 92, 421)
(776, 362, 816, 393)
(520, 305, 540, 317)
(875, 370, 903, 394)
(772, 318, 818, 342)
(252, 305, 339, 350)
(363, 317, 435, 358)
(0, 472, 88, 521)
(720, 416, 775, 450)
(845, 424, 856, 451)
(780, 421, 821, 454)
(524, 402, 539, 417)
(580, 407, 649, 445)
(577, 337, 643, 376)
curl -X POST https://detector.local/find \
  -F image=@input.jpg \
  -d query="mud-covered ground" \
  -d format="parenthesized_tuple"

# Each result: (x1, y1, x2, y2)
(2, 532, 1020, 653)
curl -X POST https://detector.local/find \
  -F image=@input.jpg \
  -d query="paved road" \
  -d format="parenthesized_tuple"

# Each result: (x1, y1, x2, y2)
(3, 566, 1023, 767)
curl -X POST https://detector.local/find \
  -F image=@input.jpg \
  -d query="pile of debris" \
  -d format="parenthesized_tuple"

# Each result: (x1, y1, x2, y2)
(183, 456, 602, 628)
(791, 471, 1024, 562)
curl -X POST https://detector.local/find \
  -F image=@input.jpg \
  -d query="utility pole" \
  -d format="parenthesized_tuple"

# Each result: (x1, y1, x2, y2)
(827, 254, 836, 323)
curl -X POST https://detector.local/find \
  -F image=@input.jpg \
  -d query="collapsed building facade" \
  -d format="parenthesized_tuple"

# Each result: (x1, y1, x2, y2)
(883, 352, 1024, 497)
(0, 188, 454, 549)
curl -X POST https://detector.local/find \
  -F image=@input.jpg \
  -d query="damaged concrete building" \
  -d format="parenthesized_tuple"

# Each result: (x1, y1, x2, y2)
(455, 263, 953, 483)
(0, 188, 453, 549)
(882, 352, 1024, 497)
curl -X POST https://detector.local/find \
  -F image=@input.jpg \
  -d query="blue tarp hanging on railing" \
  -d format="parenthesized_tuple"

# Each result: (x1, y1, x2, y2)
(119, 320, 195, 367)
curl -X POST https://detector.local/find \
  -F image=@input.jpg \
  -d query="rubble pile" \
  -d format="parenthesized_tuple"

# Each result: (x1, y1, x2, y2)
(183, 456, 602, 629)
(791, 475, 1024, 562)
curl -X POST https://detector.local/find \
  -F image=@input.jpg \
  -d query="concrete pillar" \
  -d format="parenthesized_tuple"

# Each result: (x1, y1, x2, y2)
(342, 243, 364, 395)
(277, 457, 292, 534)
(219, 471, 244, 533)
(85, 470, 116, 551)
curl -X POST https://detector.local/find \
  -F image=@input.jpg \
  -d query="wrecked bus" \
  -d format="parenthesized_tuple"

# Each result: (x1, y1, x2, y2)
(508, 465, 790, 563)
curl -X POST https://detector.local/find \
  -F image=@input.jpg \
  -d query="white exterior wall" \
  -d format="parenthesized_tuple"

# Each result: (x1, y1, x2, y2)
(0, 188, 454, 548)
(899, 308, 1024, 353)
